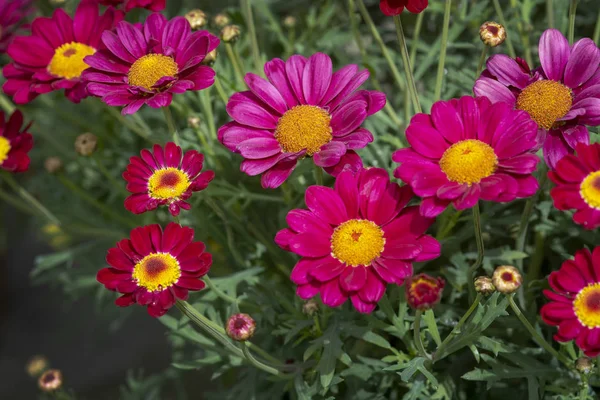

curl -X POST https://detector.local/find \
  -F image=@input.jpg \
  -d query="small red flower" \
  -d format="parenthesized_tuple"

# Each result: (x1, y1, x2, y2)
(0, 110, 33, 173)
(226, 313, 256, 341)
(406, 273, 445, 310)
(93, 0, 165, 12)
(380, 0, 428, 16)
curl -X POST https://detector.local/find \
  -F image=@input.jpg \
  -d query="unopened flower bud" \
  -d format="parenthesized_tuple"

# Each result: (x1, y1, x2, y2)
(226, 313, 256, 341)
(480, 21, 506, 47)
(187, 116, 201, 129)
(201, 49, 217, 66)
(474, 276, 495, 295)
(213, 13, 230, 28)
(26, 355, 48, 377)
(492, 265, 522, 294)
(44, 157, 63, 174)
(49, 0, 66, 5)
(406, 273, 445, 310)
(283, 16, 297, 28)
(575, 357, 594, 374)
(302, 299, 318, 316)
(38, 369, 62, 392)
(185, 10, 207, 30)
(221, 25, 241, 43)
(74, 133, 97, 156)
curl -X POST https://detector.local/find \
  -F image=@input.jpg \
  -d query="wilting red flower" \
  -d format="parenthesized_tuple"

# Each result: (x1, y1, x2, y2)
(218, 52, 385, 188)
(123, 142, 214, 217)
(97, 223, 212, 317)
(393, 96, 540, 217)
(226, 313, 256, 341)
(93, 0, 165, 12)
(83, 14, 219, 114)
(0, 110, 33, 173)
(541, 247, 600, 357)
(406, 273, 445, 310)
(0, 0, 32, 54)
(474, 29, 600, 168)
(549, 143, 600, 230)
(276, 167, 440, 313)
(3, 1, 123, 104)
(379, 0, 428, 16)
(38, 369, 62, 392)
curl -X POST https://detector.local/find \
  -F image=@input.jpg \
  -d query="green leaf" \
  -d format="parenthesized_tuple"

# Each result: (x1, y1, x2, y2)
(360, 331, 392, 350)
(424, 309, 442, 346)
(397, 357, 439, 388)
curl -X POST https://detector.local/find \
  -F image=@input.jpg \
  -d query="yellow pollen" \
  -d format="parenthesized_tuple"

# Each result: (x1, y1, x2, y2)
(147, 168, 191, 200)
(128, 53, 179, 90)
(132, 252, 181, 292)
(0, 136, 11, 164)
(274, 105, 332, 155)
(330, 219, 385, 267)
(47, 42, 96, 79)
(516, 80, 573, 130)
(580, 171, 600, 210)
(574, 283, 600, 328)
(439, 139, 498, 185)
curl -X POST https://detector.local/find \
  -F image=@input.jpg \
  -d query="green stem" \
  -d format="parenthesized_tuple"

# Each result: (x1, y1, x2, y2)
(0, 92, 15, 114)
(393, 15, 421, 113)
(0, 186, 39, 217)
(1, 173, 60, 225)
(476, 47, 488, 76)
(547, 0, 554, 28)
(492, 0, 516, 58)
(579, 375, 589, 399)
(434, 294, 482, 362)
(568, 0, 578, 44)
(413, 310, 429, 359)
(241, 0, 264, 77)
(525, 231, 545, 309)
(162, 106, 179, 145)
(203, 197, 245, 266)
(199, 90, 217, 142)
(214, 77, 230, 106)
(105, 106, 152, 142)
(224, 43, 246, 86)
(507, 295, 572, 367)
(204, 275, 238, 304)
(467, 203, 484, 302)
(434, 0, 452, 101)
(313, 165, 324, 186)
(410, 13, 424, 68)
(594, 8, 600, 46)
(241, 342, 285, 376)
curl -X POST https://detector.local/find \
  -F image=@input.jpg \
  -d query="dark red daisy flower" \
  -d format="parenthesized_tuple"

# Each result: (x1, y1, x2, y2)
(0, 110, 33, 173)
(380, 0, 428, 16)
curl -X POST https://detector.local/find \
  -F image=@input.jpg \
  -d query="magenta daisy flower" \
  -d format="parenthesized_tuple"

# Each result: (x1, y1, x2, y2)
(0, 0, 32, 54)
(541, 247, 600, 357)
(218, 53, 386, 189)
(275, 167, 440, 313)
(0, 110, 33, 173)
(83, 14, 219, 114)
(3, 1, 123, 104)
(94, 0, 165, 12)
(392, 96, 540, 217)
(549, 143, 600, 230)
(474, 29, 600, 168)
(98, 223, 212, 317)
(123, 142, 214, 217)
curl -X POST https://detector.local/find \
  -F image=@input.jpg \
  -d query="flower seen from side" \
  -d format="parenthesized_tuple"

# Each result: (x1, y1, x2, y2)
(0, 0, 33, 54)
(226, 313, 256, 341)
(93, 0, 165, 12)
(379, 0, 428, 16)
(406, 273, 445, 310)
(0, 110, 33, 173)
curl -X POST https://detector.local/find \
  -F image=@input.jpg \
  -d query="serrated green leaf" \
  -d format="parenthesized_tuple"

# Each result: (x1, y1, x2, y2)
(424, 309, 442, 346)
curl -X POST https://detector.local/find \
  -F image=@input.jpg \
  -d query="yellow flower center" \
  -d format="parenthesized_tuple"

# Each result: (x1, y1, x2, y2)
(47, 42, 96, 79)
(516, 80, 573, 130)
(132, 252, 181, 292)
(574, 283, 600, 328)
(148, 168, 190, 200)
(330, 219, 385, 267)
(128, 53, 179, 90)
(274, 105, 332, 155)
(0, 136, 11, 164)
(580, 171, 600, 210)
(439, 139, 498, 185)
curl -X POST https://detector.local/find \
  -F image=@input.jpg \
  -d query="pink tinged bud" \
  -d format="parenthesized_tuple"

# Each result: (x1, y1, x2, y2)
(226, 313, 256, 341)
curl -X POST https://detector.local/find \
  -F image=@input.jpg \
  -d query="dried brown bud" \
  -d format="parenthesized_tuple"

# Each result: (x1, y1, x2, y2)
(226, 313, 256, 341)
(492, 265, 522, 294)
(44, 157, 63, 174)
(201, 49, 218, 66)
(221, 25, 241, 43)
(38, 369, 62, 392)
(185, 9, 207, 30)
(74, 133, 98, 156)
(187, 116, 201, 129)
(26, 355, 48, 377)
(575, 357, 594, 374)
(474, 276, 495, 295)
(302, 299, 318, 316)
(283, 16, 297, 28)
(213, 13, 230, 28)
(480, 21, 507, 47)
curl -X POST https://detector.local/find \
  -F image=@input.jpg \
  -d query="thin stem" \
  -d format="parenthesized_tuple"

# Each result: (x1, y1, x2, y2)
(434, 0, 452, 101)
(105, 106, 152, 142)
(492, 0, 516, 58)
(594, 8, 600, 45)
(199, 90, 217, 142)
(241, 342, 285, 376)
(410, 13, 425, 68)
(579, 375, 589, 400)
(476, 47, 488, 76)
(547, 0, 554, 28)
(467, 203, 484, 302)
(1, 172, 61, 225)
(568, 0, 578, 45)
(241, 0, 264, 78)
(434, 294, 482, 362)
(214, 77, 230, 106)
(0, 186, 39, 217)
(393, 15, 421, 113)
(0, 92, 15, 114)
(413, 310, 429, 359)
(162, 106, 179, 145)
(203, 197, 246, 266)
(224, 43, 246, 86)
(313, 165, 324, 186)
(204, 275, 238, 304)
(507, 295, 572, 367)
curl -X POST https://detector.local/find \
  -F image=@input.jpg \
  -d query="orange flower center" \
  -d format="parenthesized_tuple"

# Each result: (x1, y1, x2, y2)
(274, 105, 332, 155)
(132, 252, 181, 292)
(580, 171, 600, 210)
(148, 168, 191, 200)
(516, 80, 572, 130)
(128, 53, 179, 89)
(439, 139, 498, 185)
(0, 136, 11, 164)
(574, 283, 600, 328)
(48, 42, 96, 79)
(330, 219, 385, 266)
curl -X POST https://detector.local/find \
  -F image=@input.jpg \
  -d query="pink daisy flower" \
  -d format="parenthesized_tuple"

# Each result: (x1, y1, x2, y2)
(218, 53, 386, 189)
(549, 143, 600, 230)
(0, 110, 33, 173)
(474, 29, 600, 168)
(3, 1, 123, 104)
(83, 13, 219, 114)
(93, 0, 165, 12)
(0, 0, 32, 54)
(541, 247, 600, 357)
(123, 142, 214, 217)
(275, 167, 440, 313)
(392, 96, 540, 218)
(97, 223, 212, 317)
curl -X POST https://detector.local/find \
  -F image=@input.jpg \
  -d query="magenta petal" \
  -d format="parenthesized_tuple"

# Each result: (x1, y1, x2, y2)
(485, 54, 530, 89)
(260, 158, 298, 188)
(339, 266, 367, 292)
(237, 138, 282, 159)
(320, 279, 347, 307)
(290, 258, 316, 285)
(302, 52, 332, 105)
(539, 29, 570, 81)
(227, 92, 278, 130)
(264, 58, 298, 108)
(453, 184, 481, 210)
(357, 270, 386, 303)
(296, 282, 320, 299)
(564, 38, 600, 88)
(419, 197, 449, 217)
(308, 257, 347, 282)
(431, 100, 464, 143)
(473, 77, 518, 106)
(415, 236, 441, 262)
(350, 295, 377, 313)
(288, 232, 331, 257)
(305, 186, 349, 225)
(313, 141, 347, 168)
(334, 169, 359, 219)
(382, 240, 422, 260)
(285, 55, 308, 104)
(245, 72, 288, 115)
(406, 113, 450, 158)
